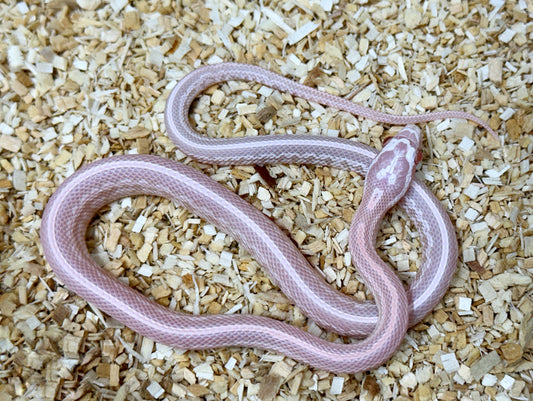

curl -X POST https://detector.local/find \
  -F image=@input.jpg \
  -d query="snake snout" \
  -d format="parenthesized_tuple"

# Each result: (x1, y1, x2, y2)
(397, 125, 422, 150)
(392, 125, 423, 167)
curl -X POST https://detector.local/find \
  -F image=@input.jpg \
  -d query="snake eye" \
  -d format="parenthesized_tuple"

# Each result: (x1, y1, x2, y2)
(415, 150, 423, 165)
(382, 136, 393, 147)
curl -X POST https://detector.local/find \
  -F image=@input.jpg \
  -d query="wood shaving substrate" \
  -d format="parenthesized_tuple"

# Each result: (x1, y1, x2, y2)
(0, 0, 532, 400)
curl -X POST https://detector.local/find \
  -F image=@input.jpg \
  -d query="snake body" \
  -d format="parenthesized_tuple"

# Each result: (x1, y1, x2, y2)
(39, 63, 476, 373)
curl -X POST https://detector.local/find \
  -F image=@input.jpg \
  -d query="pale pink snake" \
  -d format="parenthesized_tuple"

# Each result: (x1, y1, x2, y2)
(41, 63, 496, 373)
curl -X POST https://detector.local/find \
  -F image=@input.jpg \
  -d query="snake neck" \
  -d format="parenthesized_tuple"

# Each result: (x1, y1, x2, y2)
(349, 207, 384, 261)
(348, 190, 403, 291)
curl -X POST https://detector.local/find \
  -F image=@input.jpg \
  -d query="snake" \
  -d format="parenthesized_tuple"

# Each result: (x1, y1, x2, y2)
(41, 63, 496, 373)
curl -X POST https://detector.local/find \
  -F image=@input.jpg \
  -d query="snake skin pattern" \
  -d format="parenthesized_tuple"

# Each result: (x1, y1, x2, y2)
(38, 62, 491, 373)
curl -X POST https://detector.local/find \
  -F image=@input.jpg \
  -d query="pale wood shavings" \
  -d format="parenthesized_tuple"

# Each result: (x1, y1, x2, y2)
(1, 0, 532, 400)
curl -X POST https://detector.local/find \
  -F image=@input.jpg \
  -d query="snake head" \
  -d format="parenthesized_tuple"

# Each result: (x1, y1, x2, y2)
(363, 125, 422, 210)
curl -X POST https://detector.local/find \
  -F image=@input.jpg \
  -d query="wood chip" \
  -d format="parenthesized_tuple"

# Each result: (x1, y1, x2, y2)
(123, 127, 150, 139)
(258, 374, 283, 401)
(0, 134, 22, 152)
(188, 384, 210, 397)
(500, 343, 523, 364)
(440, 353, 460, 373)
(287, 22, 320, 45)
(470, 351, 502, 381)
(256, 105, 277, 123)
